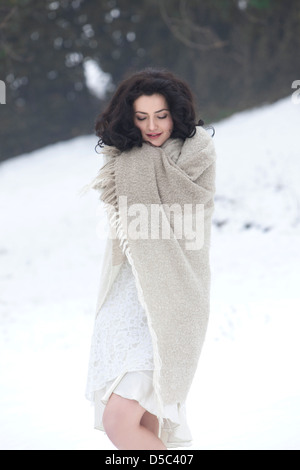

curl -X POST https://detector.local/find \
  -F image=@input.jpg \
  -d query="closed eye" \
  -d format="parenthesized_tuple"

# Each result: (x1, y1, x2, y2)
(135, 114, 168, 121)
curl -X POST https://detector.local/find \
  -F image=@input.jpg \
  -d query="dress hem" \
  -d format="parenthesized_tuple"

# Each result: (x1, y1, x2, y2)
(91, 370, 193, 449)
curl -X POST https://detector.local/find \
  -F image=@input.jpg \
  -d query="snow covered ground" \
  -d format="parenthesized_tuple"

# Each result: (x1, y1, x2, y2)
(0, 96, 299, 450)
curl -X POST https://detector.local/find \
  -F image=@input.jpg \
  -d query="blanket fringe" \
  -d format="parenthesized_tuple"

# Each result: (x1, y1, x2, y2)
(82, 153, 165, 437)
(77, 145, 121, 197)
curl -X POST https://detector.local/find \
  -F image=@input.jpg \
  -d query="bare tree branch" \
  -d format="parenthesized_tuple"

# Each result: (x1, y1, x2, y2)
(0, 6, 18, 30)
(159, 1, 228, 51)
(0, 6, 33, 63)
(0, 40, 33, 62)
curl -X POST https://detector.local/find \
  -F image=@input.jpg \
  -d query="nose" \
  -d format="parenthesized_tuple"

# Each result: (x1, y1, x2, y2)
(148, 116, 158, 131)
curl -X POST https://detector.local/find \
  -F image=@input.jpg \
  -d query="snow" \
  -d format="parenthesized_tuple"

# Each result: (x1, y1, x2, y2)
(83, 58, 113, 100)
(0, 96, 299, 450)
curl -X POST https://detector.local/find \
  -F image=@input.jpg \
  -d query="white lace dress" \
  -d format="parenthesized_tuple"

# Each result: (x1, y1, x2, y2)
(85, 256, 193, 448)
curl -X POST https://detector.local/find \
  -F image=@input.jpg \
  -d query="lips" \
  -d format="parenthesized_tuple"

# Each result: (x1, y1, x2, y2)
(146, 133, 162, 138)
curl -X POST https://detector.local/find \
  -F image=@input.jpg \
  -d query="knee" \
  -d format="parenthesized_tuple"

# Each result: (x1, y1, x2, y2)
(102, 398, 129, 440)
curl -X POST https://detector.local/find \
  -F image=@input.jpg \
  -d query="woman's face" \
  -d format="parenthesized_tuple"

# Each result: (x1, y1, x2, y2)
(133, 94, 173, 147)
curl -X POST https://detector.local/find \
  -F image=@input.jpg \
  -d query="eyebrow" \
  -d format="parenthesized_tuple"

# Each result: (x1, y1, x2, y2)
(134, 108, 169, 115)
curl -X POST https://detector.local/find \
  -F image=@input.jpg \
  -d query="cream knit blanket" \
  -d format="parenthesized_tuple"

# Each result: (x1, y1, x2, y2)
(86, 126, 216, 430)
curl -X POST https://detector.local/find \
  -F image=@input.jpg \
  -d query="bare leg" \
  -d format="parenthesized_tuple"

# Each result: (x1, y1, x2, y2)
(102, 393, 167, 450)
(140, 410, 160, 436)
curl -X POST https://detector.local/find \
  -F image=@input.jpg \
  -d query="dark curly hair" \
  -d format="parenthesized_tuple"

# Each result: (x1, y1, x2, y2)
(95, 67, 204, 152)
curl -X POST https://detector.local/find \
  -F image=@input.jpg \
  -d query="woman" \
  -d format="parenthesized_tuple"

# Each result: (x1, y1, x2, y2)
(84, 68, 216, 450)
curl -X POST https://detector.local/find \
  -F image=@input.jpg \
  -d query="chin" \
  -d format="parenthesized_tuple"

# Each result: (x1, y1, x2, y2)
(145, 136, 169, 147)
(150, 141, 162, 147)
